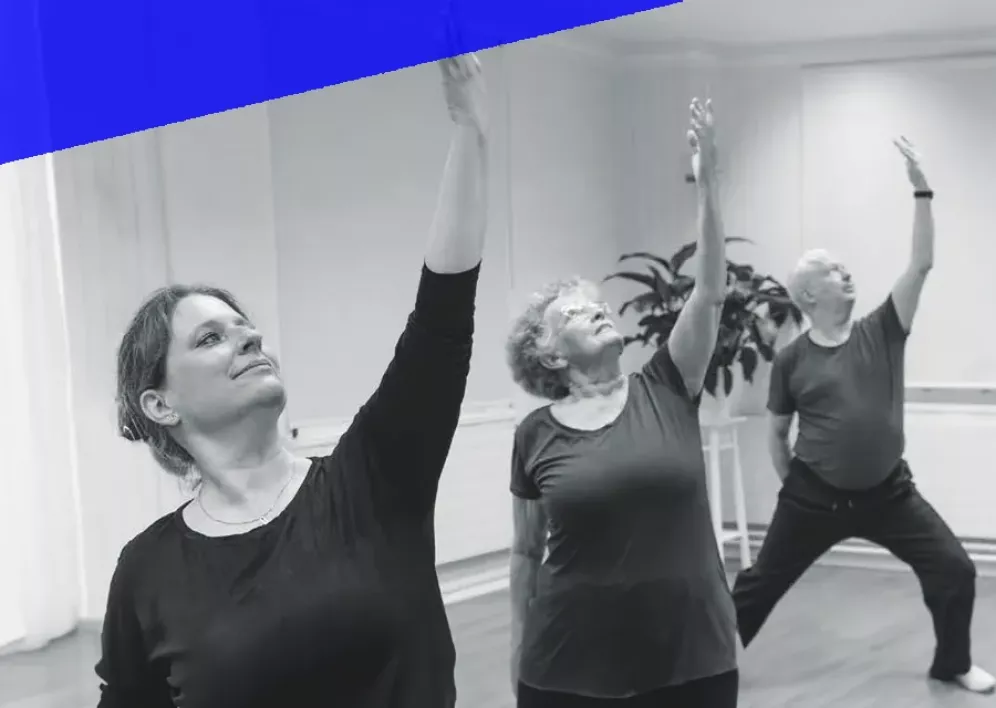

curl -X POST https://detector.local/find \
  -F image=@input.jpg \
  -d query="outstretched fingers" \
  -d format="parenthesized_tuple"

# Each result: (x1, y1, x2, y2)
(439, 53, 480, 83)
(893, 135, 920, 163)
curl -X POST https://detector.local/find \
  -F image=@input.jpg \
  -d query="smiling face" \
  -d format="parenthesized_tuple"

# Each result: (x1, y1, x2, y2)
(139, 294, 286, 436)
(541, 283, 625, 371)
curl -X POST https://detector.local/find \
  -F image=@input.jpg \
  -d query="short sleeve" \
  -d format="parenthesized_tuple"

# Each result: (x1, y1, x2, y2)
(641, 344, 701, 405)
(95, 550, 173, 708)
(767, 349, 796, 416)
(864, 294, 910, 344)
(509, 432, 540, 500)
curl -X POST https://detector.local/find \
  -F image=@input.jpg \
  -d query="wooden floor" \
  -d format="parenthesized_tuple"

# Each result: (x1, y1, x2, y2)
(2, 565, 994, 707)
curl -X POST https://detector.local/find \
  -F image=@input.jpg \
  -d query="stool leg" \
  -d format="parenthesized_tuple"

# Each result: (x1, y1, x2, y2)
(707, 429, 724, 565)
(731, 428, 751, 569)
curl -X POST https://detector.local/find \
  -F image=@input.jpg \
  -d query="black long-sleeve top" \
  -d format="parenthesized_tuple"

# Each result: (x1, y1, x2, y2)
(95, 263, 480, 708)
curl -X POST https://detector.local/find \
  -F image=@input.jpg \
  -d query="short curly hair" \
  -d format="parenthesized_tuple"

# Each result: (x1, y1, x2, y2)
(506, 276, 590, 401)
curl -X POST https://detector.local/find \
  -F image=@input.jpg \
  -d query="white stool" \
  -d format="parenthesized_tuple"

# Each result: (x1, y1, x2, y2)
(701, 416, 751, 569)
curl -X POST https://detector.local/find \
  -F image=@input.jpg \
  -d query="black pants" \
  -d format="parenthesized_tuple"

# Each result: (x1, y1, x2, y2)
(733, 458, 976, 679)
(516, 671, 738, 708)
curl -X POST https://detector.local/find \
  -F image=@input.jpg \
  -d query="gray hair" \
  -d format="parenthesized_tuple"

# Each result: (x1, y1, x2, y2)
(506, 276, 589, 401)
(786, 249, 834, 312)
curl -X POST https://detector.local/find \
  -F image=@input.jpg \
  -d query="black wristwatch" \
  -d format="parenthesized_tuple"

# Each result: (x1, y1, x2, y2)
(914, 189, 934, 200)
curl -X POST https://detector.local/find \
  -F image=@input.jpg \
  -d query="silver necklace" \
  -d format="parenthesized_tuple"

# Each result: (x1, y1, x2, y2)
(196, 464, 297, 527)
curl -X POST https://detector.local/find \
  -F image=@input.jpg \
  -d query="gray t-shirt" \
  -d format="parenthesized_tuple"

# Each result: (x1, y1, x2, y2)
(510, 346, 737, 698)
(768, 295, 909, 490)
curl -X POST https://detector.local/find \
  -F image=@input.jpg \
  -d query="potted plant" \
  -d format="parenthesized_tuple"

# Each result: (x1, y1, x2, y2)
(604, 237, 804, 419)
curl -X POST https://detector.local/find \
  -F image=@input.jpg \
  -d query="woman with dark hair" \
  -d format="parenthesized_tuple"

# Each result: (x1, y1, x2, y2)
(506, 98, 739, 708)
(96, 54, 488, 708)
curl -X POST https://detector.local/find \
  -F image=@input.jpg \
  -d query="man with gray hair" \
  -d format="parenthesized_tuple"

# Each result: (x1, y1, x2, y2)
(732, 138, 994, 694)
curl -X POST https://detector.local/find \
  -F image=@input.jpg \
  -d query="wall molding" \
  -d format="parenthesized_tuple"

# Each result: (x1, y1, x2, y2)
(610, 29, 996, 69)
(289, 398, 516, 453)
(906, 383, 996, 406)
(349, 524, 996, 607)
(733, 526, 996, 578)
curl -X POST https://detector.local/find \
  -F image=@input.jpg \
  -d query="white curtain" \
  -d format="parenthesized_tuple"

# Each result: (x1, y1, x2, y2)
(0, 155, 83, 654)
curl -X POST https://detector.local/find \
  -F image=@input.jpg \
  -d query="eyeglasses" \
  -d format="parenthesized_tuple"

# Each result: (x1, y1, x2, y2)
(560, 301, 613, 321)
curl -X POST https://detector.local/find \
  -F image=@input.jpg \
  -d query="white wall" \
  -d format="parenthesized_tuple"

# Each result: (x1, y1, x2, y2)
(48, 38, 622, 620)
(800, 55, 996, 385)
(613, 42, 996, 544)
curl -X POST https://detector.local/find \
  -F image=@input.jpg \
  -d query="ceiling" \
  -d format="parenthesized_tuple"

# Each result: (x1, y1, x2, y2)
(570, 0, 996, 48)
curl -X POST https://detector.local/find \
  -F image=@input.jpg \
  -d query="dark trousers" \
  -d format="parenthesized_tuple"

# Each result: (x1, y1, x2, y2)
(732, 458, 976, 679)
(516, 671, 738, 708)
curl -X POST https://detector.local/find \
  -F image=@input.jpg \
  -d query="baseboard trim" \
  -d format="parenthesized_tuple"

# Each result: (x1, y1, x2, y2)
(437, 526, 996, 603)
(729, 525, 996, 577)
(73, 531, 996, 631)
(290, 399, 515, 453)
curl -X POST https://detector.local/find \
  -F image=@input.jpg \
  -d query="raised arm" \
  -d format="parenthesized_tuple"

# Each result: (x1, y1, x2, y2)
(667, 98, 727, 396)
(353, 55, 489, 514)
(890, 136, 934, 333)
(425, 55, 489, 273)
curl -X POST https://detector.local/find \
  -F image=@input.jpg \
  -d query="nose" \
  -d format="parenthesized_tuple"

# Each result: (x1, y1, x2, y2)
(239, 329, 263, 354)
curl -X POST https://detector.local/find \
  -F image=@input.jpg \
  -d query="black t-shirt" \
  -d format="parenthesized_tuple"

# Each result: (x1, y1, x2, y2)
(768, 295, 908, 490)
(510, 346, 738, 698)
(95, 264, 480, 708)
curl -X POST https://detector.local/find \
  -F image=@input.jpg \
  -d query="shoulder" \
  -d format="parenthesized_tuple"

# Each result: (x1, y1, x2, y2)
(513, 406, 553, 448)
(773, 331, 807, 369)
(513, 406, 563, 474)
(124, 511, 182, 556)
(634, 347, 698, 405)
(856, 295, 904, 336)
(110, 511, 183, 594)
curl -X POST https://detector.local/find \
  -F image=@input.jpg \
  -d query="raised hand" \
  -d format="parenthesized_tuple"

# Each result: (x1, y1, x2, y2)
(893, 135, 929, 191)
(688, 98, 717, 186)
(439, 54, 487, 136)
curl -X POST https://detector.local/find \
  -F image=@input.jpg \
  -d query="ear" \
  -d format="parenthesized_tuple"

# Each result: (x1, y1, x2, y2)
(139, 389, 180, 428)
(538, 351, 568, 371)
(799, 290, 816, 313)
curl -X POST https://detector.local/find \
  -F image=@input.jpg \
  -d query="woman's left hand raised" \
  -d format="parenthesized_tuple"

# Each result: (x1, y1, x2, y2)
(439, 54, 488, 136)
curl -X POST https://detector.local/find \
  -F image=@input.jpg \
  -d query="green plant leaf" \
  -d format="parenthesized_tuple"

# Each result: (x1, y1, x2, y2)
(703, 363, 719, 398)
(618, 292, 662, 316)
(610, 239, 801, 401)
(616, 252, 676, 275)
(671, 237, 754, 273)
(739, 347, 759, 383)
(723, 366, 734, 397)
(603, 271, 658, 289)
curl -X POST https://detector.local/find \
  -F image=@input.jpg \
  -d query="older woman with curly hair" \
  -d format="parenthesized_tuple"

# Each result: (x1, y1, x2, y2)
(506, 98, 739, 708)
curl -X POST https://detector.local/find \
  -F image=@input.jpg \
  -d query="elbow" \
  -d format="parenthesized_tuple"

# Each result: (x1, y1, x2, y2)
(906, 259, 933, 279)
(768, 430, 790, 454)
(510, 546, 541, 565)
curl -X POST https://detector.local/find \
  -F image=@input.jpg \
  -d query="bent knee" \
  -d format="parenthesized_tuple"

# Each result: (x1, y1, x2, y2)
(937, 551, 976, 586)
(951, 554, 977, 582)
